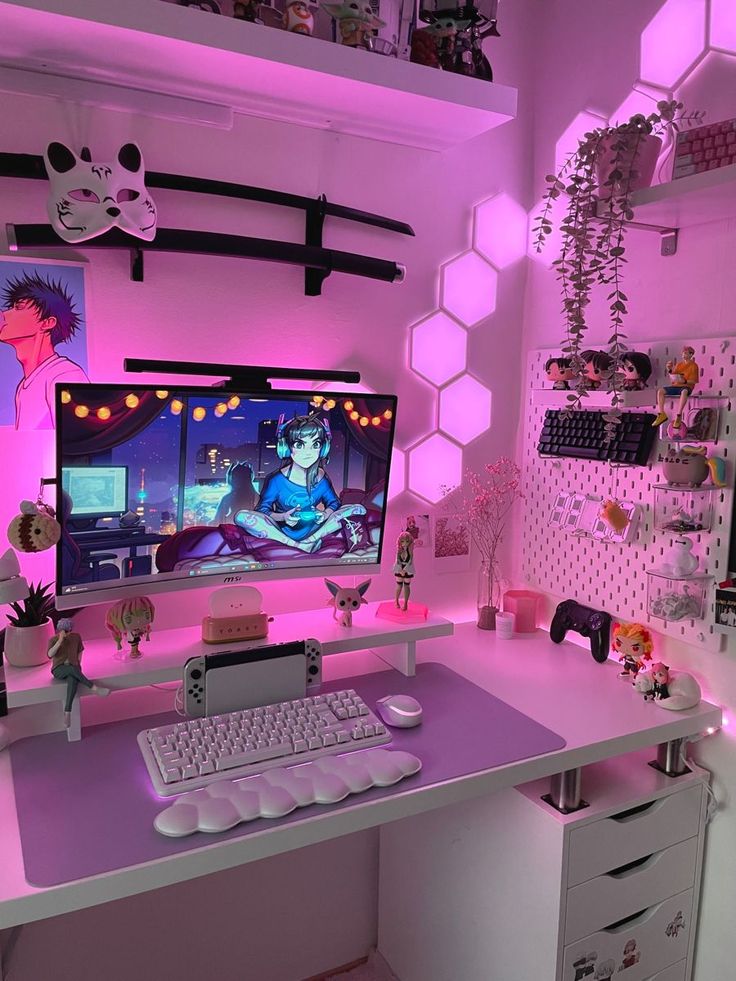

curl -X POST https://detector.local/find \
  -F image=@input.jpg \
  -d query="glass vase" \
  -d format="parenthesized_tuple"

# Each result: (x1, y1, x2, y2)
(477, 559, 498, 630)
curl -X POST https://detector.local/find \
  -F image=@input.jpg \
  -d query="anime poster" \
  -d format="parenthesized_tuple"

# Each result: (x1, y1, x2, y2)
(433, 515, 470, 572)
(56, 388, 396, 598)
(0, 258, 89, 430)
(404, 513, 430, 548)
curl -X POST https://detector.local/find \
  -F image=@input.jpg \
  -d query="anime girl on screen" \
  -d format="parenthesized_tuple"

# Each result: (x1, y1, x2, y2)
(234, 412, 366, 552)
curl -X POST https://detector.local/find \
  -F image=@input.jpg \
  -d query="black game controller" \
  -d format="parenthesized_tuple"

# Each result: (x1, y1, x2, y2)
(549, 599, 612, 663)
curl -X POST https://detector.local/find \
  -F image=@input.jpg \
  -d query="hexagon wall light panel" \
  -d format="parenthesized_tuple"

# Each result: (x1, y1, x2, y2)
(473, 193, 528, 270)
(640, 0, 707, 88)
(554, 109, 607, 172)
(408, 433, 463, 504)
(441, 251, 498, 328)
(711, 0, 736, 52)
(439, 375, 492, 445)
(609, 83, 671, 126)
(387, 447, 406, 501)
(410, 311, 467, 386)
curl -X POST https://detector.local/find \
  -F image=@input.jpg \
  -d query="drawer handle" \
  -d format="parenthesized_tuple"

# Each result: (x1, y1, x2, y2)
(609, 798, 666, 824)
(606, 851, 660, 879)
(602, 900, 664, 934)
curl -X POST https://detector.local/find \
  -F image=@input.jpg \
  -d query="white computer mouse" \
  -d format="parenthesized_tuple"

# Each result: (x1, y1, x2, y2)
(375, 694, 423, 728)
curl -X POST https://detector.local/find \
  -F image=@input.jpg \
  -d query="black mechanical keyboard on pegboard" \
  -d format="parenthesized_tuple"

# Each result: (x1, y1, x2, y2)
(537, 409, 658, 465)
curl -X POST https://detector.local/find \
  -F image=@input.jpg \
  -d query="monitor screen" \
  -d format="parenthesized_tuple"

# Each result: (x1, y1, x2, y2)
(56, 385, 397, 607)
(62, 465, 128, 518)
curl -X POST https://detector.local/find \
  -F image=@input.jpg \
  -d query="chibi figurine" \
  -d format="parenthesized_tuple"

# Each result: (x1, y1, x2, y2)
(545, 356, 575, 390)
(657, 537, 699, 578)
(653, 345, 699, 430)
(612, 622, 653, 679)
(322, 0, 385, 48)
(47, 617, 109, 727)
(283, 0, 314, 34)
(666, 910, 685, 938)
(635, 667, 701, 710)
(324, 578, 371, 627)
(581, 350, 612, 390)
(619, 938, 640, 971)
(104, 596, 155, 658)
(619, 351, 652, 391)
(593, 959, 615, 981)
(649, 661, 670, 700)
(393, 531, 415, 612)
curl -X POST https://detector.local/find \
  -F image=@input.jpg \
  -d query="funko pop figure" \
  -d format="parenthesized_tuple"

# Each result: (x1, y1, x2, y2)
(612, 622, 653, 679)
(545, 355, 575, 390)
(619, 351, 652, 391)
(581, 350, 613, 390)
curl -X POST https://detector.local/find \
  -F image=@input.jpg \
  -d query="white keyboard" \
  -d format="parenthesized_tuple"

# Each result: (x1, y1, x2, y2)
(154, 747, 422, 837)
(138, 688, 391, 797)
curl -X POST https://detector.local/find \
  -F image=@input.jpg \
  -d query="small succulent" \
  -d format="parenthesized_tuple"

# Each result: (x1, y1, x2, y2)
(6, 582, 55, 628)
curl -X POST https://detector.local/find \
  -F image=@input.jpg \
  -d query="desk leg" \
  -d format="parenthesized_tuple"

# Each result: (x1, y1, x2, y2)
(655, 737, 689, 776)
(373, 641, 416, 677)
(543, 767, 586, 813)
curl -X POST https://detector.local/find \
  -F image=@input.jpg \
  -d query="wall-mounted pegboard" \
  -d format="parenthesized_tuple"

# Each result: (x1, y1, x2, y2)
(521, 337, 735, 653)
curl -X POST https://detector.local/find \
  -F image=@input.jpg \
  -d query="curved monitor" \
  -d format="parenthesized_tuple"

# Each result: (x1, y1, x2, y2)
(55, 384, 397, 609)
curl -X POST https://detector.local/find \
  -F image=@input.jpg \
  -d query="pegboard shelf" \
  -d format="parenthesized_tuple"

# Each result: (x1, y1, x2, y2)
(532, 389, 654, 408)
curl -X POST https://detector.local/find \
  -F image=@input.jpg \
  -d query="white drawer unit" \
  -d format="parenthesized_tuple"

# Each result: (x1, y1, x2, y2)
(562, 889, 693, 981)
(378, 751, 709, 981)
(564, 836, 699, 944)
(567, 785, 702, 887)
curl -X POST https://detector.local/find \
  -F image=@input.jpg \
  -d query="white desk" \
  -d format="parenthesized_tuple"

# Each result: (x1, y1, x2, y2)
(0, 625, 721, 980)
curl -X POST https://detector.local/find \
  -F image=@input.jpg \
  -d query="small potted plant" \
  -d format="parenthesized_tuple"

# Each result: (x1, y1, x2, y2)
(532, 100, 703, 436)
(4, 582, 55, 667)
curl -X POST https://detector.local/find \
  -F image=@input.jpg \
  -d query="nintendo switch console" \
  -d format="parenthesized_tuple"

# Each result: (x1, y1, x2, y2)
(183, 638, 322, 717)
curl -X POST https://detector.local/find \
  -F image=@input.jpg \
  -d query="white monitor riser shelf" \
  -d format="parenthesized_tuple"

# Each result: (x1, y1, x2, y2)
(4, 601, 453, 742)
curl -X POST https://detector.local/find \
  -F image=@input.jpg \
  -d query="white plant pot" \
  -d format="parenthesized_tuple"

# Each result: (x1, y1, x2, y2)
(4, 620, 54, 667)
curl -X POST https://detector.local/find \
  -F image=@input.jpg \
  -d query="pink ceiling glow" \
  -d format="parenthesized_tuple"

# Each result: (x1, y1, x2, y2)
(640, 0, 707, 88)
(408, 433, 463, 504)
(439, 375, 492, 445)
(441, 251, 498, 328)
(387, 446, 406, 501)
(473, 193, 527, 270)
(410, 311, 467, 386)
(710, 0, 736, 52)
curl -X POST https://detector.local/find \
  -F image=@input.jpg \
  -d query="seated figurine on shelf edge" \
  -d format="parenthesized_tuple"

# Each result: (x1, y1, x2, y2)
(652, 344, 699, 430)
(48, 617, 110, 728)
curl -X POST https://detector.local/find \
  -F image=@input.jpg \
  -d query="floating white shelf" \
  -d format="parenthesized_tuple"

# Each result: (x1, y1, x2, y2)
(610, 163, 736, 230)
(531, 389, 654, 408)
(0, 0, 517, 150)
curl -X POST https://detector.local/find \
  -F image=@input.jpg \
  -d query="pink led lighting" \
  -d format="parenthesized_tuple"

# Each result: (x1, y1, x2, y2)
(473, 193, 528, 270)
(640, 0, 707, 88)
(711, 0, 736, 52)
(554, 110, 607, 172)
(408, 433, 462, 504)
(439, 375, 492, 445)
(387, 447, 406, 501)
(410, 311, 468, 387)
(441, 251, 498, 328)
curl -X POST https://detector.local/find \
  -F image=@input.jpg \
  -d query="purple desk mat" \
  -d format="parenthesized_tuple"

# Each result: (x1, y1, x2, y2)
(11, 662, 566, 887)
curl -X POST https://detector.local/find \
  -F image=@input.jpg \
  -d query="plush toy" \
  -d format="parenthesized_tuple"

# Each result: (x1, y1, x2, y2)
(44, 141, 157, 244)
(634, 666, 701, 710)
(600, 500, 630, 534)
(7, 500, 61, 553)
(325, 578, 371, 627)
(657, 538, 699, 578)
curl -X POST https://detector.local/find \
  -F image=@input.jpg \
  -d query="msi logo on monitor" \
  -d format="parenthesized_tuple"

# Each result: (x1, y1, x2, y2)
(223, 576, 243, 584)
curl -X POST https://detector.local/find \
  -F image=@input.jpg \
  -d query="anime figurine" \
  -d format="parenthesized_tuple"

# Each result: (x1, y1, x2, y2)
(619, 938, 640, 971)
(214, 462, 257, 524)
(322, 0, 385, 48)
(656, 537, 699, 578)
(593, 959, 615, 981)
(283, 0, 314, 33)
(666, 910, 685, 938)
(634, 667, 701, 710)
(649, 661, 670, 700)
(612, 622, 653, 679)
(619, 351, 652, 391)
(545, 355, 575, 390)
(393, 531, 415, 611)
(581, 350, 612, 390)
(0, 270, 89, 430)
(44, 141, 157, 244)
(324, 578, 371, 627)
(233, 413, 366, 553)
(104, 595, 155, 658)
(653, 345, 699, 430)
(47, 617, 109, 727)
(233, 0, 261, 20)
(7, 499, 61, 552)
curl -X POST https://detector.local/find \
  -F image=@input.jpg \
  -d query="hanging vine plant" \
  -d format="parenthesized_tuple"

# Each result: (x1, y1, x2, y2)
(532, 100, 704, 439)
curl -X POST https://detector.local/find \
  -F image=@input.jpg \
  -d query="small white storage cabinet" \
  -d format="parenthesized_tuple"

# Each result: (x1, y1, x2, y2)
(377, 750, 709, 981)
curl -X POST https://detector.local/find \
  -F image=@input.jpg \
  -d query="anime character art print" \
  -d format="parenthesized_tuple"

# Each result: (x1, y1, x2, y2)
(0, 258, 89, 430)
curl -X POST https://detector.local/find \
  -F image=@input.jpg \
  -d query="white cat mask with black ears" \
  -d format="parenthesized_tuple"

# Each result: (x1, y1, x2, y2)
(44, 142, 157, 243)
